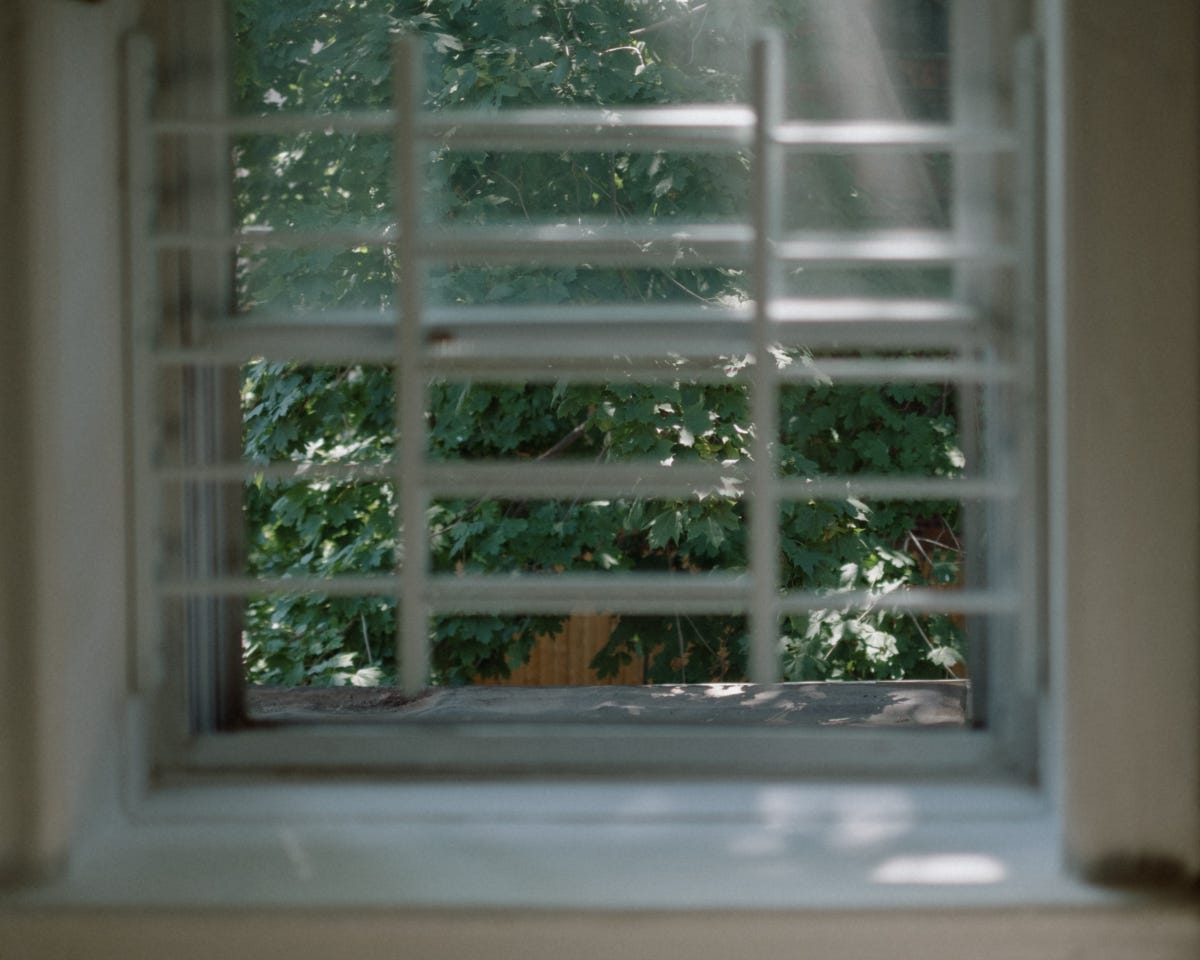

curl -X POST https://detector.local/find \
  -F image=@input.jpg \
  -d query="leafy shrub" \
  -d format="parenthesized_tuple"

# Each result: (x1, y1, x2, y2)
(233, 0, 965, 686)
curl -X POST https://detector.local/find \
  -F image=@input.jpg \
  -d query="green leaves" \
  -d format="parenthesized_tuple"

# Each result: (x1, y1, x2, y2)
(235, 0, 967, 686)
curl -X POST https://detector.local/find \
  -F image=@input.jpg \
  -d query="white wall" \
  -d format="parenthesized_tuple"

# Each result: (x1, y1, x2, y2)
(0, 0, 136, 880)
(1055, 0, 1200, 880)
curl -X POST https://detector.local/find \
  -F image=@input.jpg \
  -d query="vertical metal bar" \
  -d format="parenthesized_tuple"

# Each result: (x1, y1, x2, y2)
(950, 0, 1002, 726)
(174, 0, 244, 732)
(1010, 32, 1045, 774)
(124, 33, 163, 697)
(393, 37, 430, 695)
(748, 33, 783, 683)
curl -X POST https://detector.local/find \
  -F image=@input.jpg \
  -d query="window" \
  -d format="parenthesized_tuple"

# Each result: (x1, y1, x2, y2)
(3, 0, 1199, 921)
(130, 0, 1042, 776)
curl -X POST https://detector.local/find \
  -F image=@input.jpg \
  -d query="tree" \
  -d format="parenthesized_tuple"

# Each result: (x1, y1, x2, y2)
(232, 0, 965, 687)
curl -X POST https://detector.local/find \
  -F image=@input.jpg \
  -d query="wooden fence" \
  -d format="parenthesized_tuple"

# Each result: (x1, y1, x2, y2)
(476, 614, 646, 686)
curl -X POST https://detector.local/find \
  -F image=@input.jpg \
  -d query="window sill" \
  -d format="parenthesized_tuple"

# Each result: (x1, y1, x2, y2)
(3, 779, 1136, 912)
(244, 680, 969, 727)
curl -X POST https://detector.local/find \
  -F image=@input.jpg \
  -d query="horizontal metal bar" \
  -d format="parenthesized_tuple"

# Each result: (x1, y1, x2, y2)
(159, 347, 997, 397)
(422, 469, 1014, 502)
(152, 341, 749, 377)
(152, 226, 396, 251)
(777, 230, 1017, 264)
(425, 461, 743, 497)
(152, 298, 988, 363)
(430, 334, 744, 363)
(154, 111, 1015, 154)
(778, 358, 1018, 384)
(422, 105, 756, 150)
(767, 297, 980, 324)
(152, 338, 750, 374)
(430, 577, 1017, 617)
(172, 295, 980, 333)
(422, 357, 1016, 384)
(432, 113, 1014, 153)
(152, 111, 398, 136)
(420, 357, 745, 382)
(153, 106, 754, 145)
(160, 573, 1016, 618)
(428, 302, 749, 328)
(426, 572, 749, 613)
(154, 460, 741, 495)
(430, 299, 982, 351)
(156, 461, 396, 484)
(776, 476, 1017, 501)
(151, 221, 751, 262)
(159, 572, 753, 612)
(777, 588, 1021, 616)
(772, 121, 1017, 152)
(430, 226, 1013, 267)
(153, 335, 1013, 384)
(421, 221, 753, 266)
(163, 469, 994, 504)
(425, 303, 750, 359)
(221, 307, 399, 327)
(154, 460, 1015, 504)
(152, 336, 396, 366)
(153, 224, 1013, 267)
(161, 576, 398, 598)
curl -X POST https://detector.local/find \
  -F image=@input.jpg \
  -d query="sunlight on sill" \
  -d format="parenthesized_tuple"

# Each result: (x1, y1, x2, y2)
(872, 854, 1008, 885)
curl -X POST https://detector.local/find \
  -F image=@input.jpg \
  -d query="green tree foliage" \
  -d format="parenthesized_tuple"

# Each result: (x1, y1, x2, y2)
(232, 0, 966, 687)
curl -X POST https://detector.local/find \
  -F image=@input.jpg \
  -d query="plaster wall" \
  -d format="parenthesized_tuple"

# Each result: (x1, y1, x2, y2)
(0, 0, 137, 878)
(1057, 0, 1200, 879)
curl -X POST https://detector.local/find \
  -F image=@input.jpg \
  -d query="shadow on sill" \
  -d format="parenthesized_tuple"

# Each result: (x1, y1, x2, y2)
(245, 680, 969, 727)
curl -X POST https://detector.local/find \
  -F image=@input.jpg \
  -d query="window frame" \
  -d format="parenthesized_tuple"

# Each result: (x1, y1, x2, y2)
(128, 0, 1047, 782)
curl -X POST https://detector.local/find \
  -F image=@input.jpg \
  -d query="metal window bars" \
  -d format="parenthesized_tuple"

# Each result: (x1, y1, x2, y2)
(128, 27, 1039, 735)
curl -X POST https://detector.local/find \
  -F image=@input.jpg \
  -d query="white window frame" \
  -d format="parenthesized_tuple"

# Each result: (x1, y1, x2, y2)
(129, 0, 1045, 782)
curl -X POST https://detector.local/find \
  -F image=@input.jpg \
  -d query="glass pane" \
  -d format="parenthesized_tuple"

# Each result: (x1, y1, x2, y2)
(221, 0, 1003, 728)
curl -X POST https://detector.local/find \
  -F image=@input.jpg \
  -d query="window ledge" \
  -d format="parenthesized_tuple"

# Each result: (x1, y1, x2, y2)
(245, 681, 969, 727)
(1, 780, 1140, 912)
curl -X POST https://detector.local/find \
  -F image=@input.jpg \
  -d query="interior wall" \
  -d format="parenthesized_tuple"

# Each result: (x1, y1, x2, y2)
(1057, 0, 1200, 880)
(0, 0, 1197, 954)
(1, 905, 1199, 960)
(0, 0, 34, 884)
(0, 0, 139, 880)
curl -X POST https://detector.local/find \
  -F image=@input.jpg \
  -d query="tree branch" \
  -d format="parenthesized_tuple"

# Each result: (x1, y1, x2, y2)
(536, 420, 589, 460)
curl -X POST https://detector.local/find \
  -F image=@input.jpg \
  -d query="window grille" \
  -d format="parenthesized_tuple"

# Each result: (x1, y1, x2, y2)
(127, 4, 1042, 773)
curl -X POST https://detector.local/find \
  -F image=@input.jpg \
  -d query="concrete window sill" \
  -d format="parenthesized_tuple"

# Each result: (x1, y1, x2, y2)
(3, 778, 1118, 913)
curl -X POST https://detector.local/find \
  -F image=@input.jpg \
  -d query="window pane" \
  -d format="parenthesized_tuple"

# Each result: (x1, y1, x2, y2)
(196, 0, 1017, 736)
